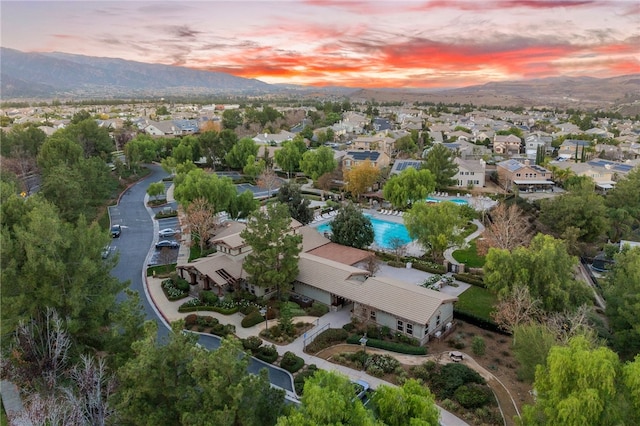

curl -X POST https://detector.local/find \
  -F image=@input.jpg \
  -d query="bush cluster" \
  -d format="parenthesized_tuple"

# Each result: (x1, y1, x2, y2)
(365, 354, 400, 375)
(453, 309, 505, 335)
(294, 365, 318, 395)
(199, 290, 219, 306)
(306, 302, 329, 317)
(280, 351, 304, 373)
(453, 273, 485, 287)
(241, 310, 265, 328)
(345, 335, 427, 355)
(412, 259, 446, 274)
(304, 328, 348, 353)
(255, 344, 278, 364)
(241, 336, 263, 352)
(161, 278, 189, 301)
(453, 384, 494, 409)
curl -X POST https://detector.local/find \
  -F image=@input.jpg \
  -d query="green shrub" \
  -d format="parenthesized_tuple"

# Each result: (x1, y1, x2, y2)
(255, 345, 278, 364)
(240, 304, 259, 315)
(175, 277, 190, 292)
(472, 336, 486, 356)
(306, 302, 329, 317)
(387, 260, 405, 268)
(366, 364, 385, 377)
(345, 335, 427, 355)
(304, 328, 349, 353)
(280, 351, 304, 373)
(342, 323, 356, 332)
(410, 361, 437, 382)
(366, 324, 381, 339)
(454, 384, 494, 408)
(184, 314, 198, 327)
(365, 354, 400, 374)
(294, 366, 318, 395)
(242, 336, 263, 352)
(241, 310, 265, 328)
(453, 273, 485, 287)
(430, 363, 485, 399)
(200, 290, 218, 306)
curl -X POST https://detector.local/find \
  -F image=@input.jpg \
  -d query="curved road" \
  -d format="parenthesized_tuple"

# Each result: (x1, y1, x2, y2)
(108, 164, 295, 393)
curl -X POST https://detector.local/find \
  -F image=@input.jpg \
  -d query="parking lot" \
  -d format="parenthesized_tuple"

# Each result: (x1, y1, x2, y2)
(149, 202, 181, 266)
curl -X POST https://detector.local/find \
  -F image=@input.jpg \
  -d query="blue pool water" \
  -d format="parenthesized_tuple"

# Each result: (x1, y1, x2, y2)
(315, 215, 412, 249)
(426, 196, 468, 205)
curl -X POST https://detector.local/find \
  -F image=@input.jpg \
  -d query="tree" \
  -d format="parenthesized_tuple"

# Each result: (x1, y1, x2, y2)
(222, 109, 243, 130)
(277, 370, 376, 426)
(37, 132, 83, 174)
(371, 379, 440, 426)
(404, 201, 467, 263)
(512, 323, 558, 383)
(276, 181, 314, 225)
(173, 168, 236, 211)
(491, 286, 541, 342)
(274, 139, 306, 179)
(423, 143, 458, 190)
(605, 168, 640, 241)
(225, 137, 259, 169)
(483, 234, 591, 312)
(300, 146, 338, 181)
(394, 135, 419, 156)
(257, 167, 280, 198)
(329, 202, 374, 249)
(471, 336, 486, 356)
(1, 195, 125, 343)
(476, 203, 533, 256)
(243, 155, 266, 179)
(343, 160, 379, 201)
(227, 190, 259, 220)
(521, 336, 640, 425)
(382, 167, 436, 209)
(147, 181, 166, 201)
(539, 179, 608, 243)
(184, 197, 218, 252)
(114, 321, 202, 425)
(604, 247, 640, 359)
(240, 202, 302, 297)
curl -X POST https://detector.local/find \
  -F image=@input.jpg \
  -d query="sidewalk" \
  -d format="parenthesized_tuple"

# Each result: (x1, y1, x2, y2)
(444, 219, 485, 266)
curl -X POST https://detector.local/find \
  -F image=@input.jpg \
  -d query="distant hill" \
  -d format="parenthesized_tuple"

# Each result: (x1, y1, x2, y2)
(0, 47, 275, 99)
(349, 75, 640, 112)
(2, 48, 638, 112)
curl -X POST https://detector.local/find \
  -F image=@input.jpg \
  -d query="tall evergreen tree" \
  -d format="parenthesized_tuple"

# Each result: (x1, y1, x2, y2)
(423, 143, 458, 190)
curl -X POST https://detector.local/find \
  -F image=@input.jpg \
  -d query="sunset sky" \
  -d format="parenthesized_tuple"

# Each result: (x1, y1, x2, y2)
(2, 0, 639, 89)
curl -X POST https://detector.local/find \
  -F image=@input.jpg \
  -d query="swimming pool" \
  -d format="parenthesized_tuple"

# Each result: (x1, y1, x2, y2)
(426, 196, 468, 205)
(315, 215, 412, 249)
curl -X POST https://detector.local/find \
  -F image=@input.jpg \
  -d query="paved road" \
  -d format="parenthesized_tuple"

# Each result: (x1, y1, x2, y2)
(108, 164, 295, 392)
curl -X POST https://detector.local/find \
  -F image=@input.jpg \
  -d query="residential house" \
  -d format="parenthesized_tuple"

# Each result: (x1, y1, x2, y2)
(453, 158, 486, 188)
(525, 134, 553, 159)
(586, 159, 639, 183)
(447, 130, 473, 141)
(352, 135, 396, 156)
(439, 140, 491, 160)
(372, 117, 393, 133)
(555, 161, 618, 191)
(557, 139, 592, 160)
(428, 130, 444, 143)
(253, 130, 295, 145)
(496, 158, 553, 191)
(390, 159, 424, 175)
(342, 150, 391, 171)
(493, 134, 522, 156)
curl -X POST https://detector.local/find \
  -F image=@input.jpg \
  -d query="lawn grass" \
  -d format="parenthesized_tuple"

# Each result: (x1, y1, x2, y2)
(1, 400, 8, 426)
(456, 285, 498, 321)
(452, 240, 485, 268)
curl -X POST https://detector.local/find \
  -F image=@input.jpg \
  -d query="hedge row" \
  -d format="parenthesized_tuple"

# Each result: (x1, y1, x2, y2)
(178, 305, 239, 315)
(453, 273, 485, 288)
(387, 260, 405, 268)
(346, 335, 427, 355)
(412, 262, 446, 274)
(453, 309, 509, 335)
(241, 311, 265, 328)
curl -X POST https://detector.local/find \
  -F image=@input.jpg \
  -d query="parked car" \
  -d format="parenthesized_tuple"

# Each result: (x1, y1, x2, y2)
(101, 245, 111, 259)
(110, 224, 121, 238)
(353, 380, 370, 401)
(156, 240, 180, 249)
(159, 228, 177, 238)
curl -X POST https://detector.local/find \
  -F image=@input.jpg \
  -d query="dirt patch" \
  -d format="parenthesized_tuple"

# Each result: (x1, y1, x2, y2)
(315, 322, 534, 426)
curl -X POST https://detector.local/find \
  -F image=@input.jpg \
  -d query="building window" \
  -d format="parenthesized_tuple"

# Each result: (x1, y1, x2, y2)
(370, 311, 376, 321)
(436, 315, 441, 327)
(397, 320, 404, 332)
(406, 323, 413, 335)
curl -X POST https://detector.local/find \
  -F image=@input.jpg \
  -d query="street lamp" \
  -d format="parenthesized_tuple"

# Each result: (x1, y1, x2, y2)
(260, 307, 269, 335)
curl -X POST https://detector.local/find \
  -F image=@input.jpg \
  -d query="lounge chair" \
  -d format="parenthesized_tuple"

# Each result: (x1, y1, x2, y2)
(398, 211, 404, 217)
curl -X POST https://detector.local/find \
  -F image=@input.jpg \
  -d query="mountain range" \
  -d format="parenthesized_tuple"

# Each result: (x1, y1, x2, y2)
(1, 47, 639, 112)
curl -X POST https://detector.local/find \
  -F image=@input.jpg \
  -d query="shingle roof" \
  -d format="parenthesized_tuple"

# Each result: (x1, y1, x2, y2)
(180, 252, 244, 287)
(346, 151, 381, 161)
(361, 276, 457, 325)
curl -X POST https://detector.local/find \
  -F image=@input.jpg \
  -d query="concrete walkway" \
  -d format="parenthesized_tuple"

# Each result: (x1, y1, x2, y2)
(0, 380, 32, 425)
(444, 219, 485, 266)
